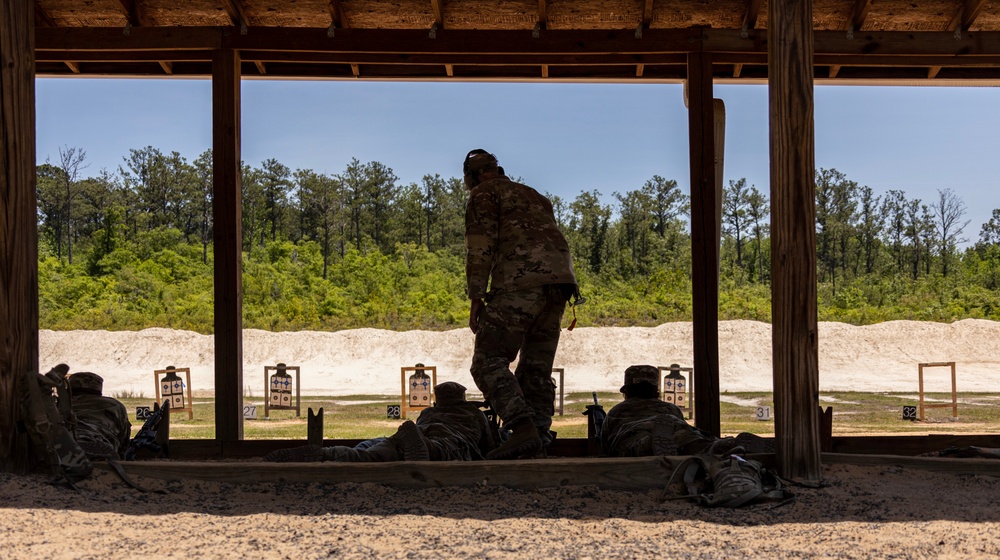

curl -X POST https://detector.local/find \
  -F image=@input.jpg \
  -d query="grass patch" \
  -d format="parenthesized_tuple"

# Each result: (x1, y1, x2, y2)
(119, 391, 1000, 440)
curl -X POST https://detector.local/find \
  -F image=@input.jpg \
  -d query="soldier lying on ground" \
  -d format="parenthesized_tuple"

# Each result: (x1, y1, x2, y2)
(601, 365, 771, 457)
(264, 381, 497, 462)
(67, 371, 133, 459)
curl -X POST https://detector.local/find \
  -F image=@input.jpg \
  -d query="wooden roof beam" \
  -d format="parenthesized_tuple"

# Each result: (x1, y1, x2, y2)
(327, 0, 348, 36)
(948, 0, 987, 32)
(931, 0, 986, 77)
(534, 0, 547, 37)
(34, 3, 57, 27)
(34, 4, 79, 73)
(741, 0, 763, 37)
(847, 0, 873, 37)
(219, 0, 250, 34)
(113, 0, 153, 29)
(430, 0, 444, 28)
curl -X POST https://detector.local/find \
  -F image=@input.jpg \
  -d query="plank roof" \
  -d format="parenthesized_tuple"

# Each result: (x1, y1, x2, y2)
(32, 0, 1000, 83)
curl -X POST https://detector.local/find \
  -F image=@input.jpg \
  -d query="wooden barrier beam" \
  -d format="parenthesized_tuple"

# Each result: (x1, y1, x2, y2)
(97, 452, 1000, 490)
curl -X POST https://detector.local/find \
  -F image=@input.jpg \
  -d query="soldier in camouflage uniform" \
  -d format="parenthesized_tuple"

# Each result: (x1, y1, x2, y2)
(67, 371, 133, 459)
(463, 149, 580, 460)
(601, 365, 771, 456)
(264, 382, 496, 462)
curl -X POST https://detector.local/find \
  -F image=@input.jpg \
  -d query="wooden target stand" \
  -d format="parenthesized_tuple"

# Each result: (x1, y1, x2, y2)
(552, 367, 565, 416)
(659, 365, 693, 420)
(400, 365, 437, 419)
(264, 364, 301, 418)
(154, 366, 194, 420)
(918, 362, 958, 421)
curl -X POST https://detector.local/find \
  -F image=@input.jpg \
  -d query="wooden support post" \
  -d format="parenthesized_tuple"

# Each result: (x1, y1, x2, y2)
(819, 406, 833, 452)
(769, 0, 822, 484)
(0, 0, 39, 473)
(687, 52, 721, 438)
(307, 408, 324, 447)
(212, 49, 244, 442)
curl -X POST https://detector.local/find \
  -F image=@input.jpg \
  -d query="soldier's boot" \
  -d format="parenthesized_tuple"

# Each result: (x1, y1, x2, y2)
(263, 444, 327, 462)
(486, 420, 541, 460)
(388, 420, 430, 461)
(731, 432, 776, 454)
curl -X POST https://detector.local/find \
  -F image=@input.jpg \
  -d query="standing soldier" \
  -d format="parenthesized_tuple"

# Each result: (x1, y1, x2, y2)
(462, 149, 580, 460)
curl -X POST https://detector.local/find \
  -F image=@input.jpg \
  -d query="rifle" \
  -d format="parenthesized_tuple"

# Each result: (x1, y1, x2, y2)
(582, 392, 606, 439)
(124, 400, 170, 461)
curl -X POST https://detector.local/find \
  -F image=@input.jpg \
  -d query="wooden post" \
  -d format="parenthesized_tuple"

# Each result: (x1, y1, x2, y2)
(213, 49, 243, 442)
(769, 0, 822, 483)
(687, 51, 721, 437)
(0, 0, 39, 473)
(307, 408, 324, 447)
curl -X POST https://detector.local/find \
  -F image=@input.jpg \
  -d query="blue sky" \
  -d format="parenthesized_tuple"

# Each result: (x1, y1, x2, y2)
(36, 79, 1000, 244)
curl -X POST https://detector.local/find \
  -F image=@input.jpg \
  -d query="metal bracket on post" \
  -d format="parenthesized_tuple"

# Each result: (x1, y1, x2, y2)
(846, 24, 854, 40)
(635, 22, 644, 39)
(532, 21, 542, 39)
(327, 24, 336, 37)
(429, 22, 439, 39)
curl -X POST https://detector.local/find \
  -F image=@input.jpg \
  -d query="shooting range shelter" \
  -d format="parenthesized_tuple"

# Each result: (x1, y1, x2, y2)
(4, 0, 1000, 486)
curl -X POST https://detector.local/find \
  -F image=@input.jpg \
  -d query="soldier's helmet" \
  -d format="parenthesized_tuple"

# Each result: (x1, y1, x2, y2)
(463, 149, 499, 176)
(434, 381, 467, 406)
(68, 371, 105, 395)
(620, 365, 659, 393)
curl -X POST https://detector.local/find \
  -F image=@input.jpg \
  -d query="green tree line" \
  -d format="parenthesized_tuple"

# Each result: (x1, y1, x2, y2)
(36, 146, 1000, 333)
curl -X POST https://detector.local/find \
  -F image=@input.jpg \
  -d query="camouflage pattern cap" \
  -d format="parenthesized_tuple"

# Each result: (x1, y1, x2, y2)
(463, 149, 499, 175)
(434, 381, 467, 406)
(620, 365, 659, 393)
(69, 371, 104, 395)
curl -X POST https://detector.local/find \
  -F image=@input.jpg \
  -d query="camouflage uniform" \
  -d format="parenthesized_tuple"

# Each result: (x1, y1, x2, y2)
(68, 372, 132, 458)
(465, 174, 577, 446)
(600, 365, 716, 457)
(266, 382, 495, 463)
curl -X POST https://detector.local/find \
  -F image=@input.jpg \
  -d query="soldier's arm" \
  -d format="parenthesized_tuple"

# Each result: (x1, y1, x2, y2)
(464, 187, 498, 300)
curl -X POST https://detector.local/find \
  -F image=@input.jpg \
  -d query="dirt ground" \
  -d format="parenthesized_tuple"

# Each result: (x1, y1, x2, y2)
(2, 463, 999, 559)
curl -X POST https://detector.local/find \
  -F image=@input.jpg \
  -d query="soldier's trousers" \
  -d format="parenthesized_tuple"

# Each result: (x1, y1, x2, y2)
(470, 284, 568, 446)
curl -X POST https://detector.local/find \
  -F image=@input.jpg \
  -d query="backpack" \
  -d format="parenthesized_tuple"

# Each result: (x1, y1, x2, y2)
(666, 452, 794, 508)
(19, 366, 93, 483)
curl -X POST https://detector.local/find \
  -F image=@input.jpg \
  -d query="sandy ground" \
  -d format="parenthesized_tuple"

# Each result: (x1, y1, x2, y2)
(9, 321, 999, 558)
(2, 464, 999, 559)
(39, 319, 1000, 397)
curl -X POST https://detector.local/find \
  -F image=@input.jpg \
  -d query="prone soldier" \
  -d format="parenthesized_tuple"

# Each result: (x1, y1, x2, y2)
(601, 365, 771, 457)
(265, 381, 496, 462)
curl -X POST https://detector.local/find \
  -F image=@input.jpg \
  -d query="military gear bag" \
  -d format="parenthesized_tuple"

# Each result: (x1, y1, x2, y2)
(666, 453, 793, 508)
(20, 365, 93, 482)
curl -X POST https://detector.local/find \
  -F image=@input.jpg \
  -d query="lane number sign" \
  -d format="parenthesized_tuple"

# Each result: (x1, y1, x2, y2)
(755, 406, 772, 421)
(386, 405, 401, 419)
